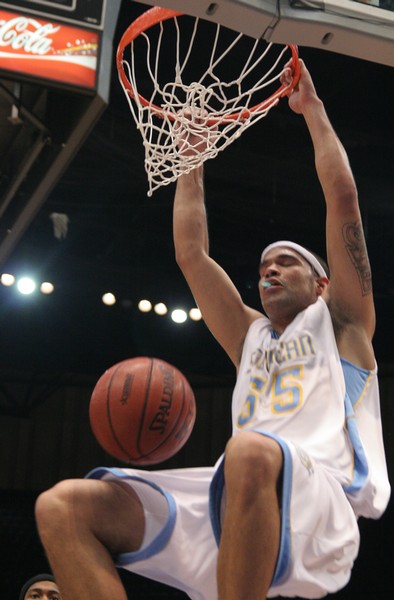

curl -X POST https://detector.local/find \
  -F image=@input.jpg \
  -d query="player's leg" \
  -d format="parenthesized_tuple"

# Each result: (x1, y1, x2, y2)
(217, 432, 283, 600)
(35, 478, 145, 600)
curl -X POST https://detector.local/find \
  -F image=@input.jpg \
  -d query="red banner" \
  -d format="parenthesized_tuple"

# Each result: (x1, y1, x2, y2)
(0, 9, 99, 89)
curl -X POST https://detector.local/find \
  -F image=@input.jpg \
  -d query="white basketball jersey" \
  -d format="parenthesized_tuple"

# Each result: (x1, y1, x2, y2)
(341, 357, 390, 518)
(232, 297, 390, 516)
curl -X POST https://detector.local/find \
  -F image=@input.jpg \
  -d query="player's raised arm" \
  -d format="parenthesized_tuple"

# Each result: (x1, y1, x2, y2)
(174, 166, 261, 367)
(284, 60, 375, 368)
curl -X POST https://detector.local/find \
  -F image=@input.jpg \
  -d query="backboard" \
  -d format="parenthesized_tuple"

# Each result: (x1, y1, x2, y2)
(136, 0, 394, 67)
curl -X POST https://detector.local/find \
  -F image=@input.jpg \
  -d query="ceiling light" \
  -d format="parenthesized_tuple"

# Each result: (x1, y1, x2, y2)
(154, 302, 168, 315)
(40, 282, 55, 294)
(171, 308, 187, 323)
(1, 273, 15, 286)
(189, 308, 202, 321)
(102, 292, 116, 306)
(138, 299, 152, 312)
(17, 277, 36, 295)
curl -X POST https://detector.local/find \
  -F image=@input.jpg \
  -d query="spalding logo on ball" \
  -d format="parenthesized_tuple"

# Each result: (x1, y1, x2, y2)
(89, 357, 196, 465)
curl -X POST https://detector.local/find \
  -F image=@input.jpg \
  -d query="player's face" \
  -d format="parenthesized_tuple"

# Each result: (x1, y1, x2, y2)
(258, 247, 320, 322)
(25, 581, 61, 600)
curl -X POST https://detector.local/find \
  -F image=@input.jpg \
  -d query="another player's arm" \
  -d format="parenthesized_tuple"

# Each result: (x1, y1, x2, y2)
(174, 166, 261, 367)
(289, 61, 375, 368)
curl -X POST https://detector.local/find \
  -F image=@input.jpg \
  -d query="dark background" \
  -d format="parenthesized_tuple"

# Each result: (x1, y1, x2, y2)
(0, 1, 393, 598)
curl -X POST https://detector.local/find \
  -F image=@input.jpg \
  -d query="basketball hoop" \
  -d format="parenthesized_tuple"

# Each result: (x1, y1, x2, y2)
(117, 7, 300, 196)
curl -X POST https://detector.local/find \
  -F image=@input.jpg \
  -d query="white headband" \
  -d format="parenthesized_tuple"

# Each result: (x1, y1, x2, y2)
(260, 241, 328, 278)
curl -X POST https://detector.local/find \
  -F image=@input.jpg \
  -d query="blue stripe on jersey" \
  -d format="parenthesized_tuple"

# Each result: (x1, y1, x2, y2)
(340, 358, 369, 494)
(86, 467, 177, 564)
(209, 432, 292, 587)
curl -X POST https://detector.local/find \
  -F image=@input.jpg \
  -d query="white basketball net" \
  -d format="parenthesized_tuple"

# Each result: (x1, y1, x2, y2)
(118, 11, 298, 196)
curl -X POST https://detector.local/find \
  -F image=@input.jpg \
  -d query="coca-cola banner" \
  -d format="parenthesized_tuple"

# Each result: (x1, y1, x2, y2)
(0, 9, 99, 89)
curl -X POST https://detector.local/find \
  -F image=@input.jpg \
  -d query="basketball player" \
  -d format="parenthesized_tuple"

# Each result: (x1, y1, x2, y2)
(34, 61, 390, 600)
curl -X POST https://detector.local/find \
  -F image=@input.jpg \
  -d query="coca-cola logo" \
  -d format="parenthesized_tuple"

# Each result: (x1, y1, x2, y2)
(0, 16, 60, 55)
(0, 10, 99, 88)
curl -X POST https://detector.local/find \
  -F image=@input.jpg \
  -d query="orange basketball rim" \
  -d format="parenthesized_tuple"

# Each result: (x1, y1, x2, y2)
(116, 6, 300, 125)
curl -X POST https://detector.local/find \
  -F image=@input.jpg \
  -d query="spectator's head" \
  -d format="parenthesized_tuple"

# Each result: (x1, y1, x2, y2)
(19, 574, 61, 600)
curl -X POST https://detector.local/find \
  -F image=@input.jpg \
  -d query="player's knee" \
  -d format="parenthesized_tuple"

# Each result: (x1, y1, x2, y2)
(36, 479, 145, 555)
(36, 479, 84, 520)
(35, 479, 79, 539)
(224, 432, 282, 489)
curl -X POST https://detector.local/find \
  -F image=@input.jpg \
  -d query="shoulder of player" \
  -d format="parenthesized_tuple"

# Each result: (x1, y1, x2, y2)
(326, 299, 376, 370)
(323, 279, 375, 338)
(233, 307, 266, 366)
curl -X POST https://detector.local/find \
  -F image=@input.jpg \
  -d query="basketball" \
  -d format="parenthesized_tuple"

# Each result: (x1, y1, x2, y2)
(89, 357, 196, 465)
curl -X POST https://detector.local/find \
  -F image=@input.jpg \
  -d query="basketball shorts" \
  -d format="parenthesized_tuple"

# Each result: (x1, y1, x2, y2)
(86, 433, 359, 599)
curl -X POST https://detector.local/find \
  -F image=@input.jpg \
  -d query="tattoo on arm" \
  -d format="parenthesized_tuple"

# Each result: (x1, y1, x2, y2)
(342, 222, 372, 295)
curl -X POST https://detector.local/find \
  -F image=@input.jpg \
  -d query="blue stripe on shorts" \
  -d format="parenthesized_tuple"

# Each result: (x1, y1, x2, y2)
(86, 466, 177, 565)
